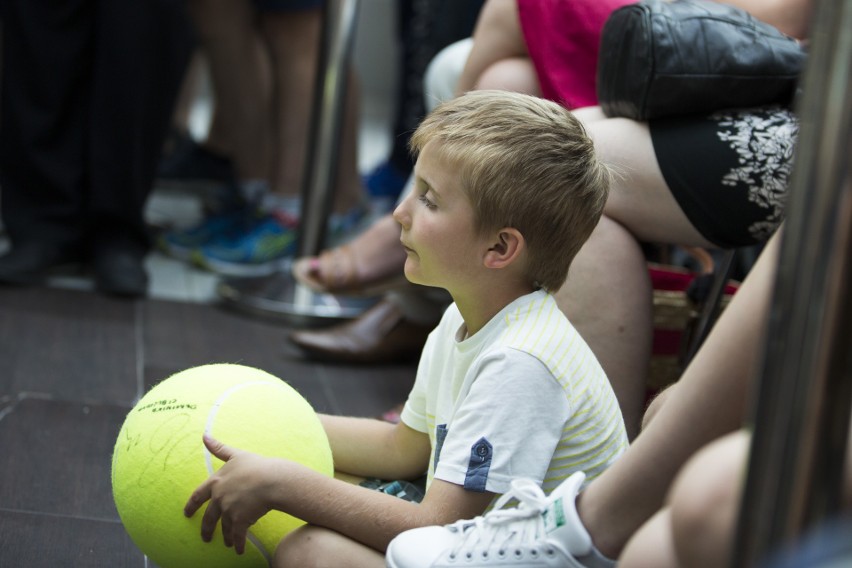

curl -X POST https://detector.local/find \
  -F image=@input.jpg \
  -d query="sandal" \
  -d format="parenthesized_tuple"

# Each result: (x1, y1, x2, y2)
(292, 243, 408, 297)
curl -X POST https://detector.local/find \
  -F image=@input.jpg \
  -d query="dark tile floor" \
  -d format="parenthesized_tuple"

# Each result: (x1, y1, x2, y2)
(0, 285, 416, 567)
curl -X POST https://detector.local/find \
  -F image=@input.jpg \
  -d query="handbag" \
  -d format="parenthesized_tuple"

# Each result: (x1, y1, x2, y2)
(596, 0, 807, 121)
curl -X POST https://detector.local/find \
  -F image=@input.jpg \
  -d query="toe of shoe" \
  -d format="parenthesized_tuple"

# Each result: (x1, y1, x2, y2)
(386, 526, 458, 568)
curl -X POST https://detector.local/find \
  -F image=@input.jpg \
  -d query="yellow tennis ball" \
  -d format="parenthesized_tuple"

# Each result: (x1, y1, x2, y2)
(111, 363, 333, 568)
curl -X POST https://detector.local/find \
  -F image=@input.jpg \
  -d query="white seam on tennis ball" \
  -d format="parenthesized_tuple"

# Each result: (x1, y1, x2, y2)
(204, 380, 283, 565)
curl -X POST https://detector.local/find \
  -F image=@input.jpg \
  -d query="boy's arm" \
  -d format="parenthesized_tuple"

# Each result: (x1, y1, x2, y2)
(267, 464, 494, 551)
(185, 436, 494, 553)
(320, 413, 430, 480)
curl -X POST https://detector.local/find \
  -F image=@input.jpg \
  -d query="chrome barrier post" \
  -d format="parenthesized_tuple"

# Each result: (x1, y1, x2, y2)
(217, 0, 376, 326)
(730, 0, 852, 564)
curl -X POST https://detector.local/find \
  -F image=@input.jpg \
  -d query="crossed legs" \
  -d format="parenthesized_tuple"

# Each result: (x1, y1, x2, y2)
(578, 231, 779, 559)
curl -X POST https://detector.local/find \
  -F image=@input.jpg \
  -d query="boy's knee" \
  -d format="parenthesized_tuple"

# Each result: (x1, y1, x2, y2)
(273, 525, 331, 568)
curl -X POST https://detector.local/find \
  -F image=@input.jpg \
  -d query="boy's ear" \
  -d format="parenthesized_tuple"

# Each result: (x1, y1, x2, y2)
(484, 228, 525, 269)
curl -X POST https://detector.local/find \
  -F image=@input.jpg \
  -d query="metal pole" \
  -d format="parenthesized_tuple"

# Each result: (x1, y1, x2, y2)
(730, 0, 852, 564)
(684, 249, 737, 364)
(298, 0, 359, 258)
(217, 0, 377, 325)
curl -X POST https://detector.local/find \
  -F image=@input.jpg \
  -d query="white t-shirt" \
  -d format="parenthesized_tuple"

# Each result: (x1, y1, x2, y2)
(401, 290, 627, 496)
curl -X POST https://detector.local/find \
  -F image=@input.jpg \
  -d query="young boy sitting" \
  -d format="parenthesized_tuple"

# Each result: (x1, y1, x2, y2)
(183, 90, 628, 567)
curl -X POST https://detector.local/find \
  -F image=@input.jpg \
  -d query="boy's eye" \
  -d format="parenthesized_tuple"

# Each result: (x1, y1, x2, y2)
(418, 194, 437, 210)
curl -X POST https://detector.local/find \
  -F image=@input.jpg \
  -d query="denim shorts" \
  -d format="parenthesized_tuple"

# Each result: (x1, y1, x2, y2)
(651, 106, 798, 248)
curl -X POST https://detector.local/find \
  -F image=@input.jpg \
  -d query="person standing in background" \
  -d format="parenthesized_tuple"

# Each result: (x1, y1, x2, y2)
(0, 0, 194, 297)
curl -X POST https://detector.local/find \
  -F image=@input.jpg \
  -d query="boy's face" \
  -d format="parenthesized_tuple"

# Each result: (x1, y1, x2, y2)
(393, 141, 491, 293)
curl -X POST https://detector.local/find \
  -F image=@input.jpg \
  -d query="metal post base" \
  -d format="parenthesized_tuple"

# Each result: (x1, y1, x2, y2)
(216, 264, 378, 327)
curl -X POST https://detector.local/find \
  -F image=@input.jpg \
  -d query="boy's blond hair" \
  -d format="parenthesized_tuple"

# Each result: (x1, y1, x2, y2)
(410, 90, 610, 292)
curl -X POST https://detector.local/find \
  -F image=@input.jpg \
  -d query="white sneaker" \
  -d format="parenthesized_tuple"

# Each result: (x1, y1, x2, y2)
(386, 472, 615, 568)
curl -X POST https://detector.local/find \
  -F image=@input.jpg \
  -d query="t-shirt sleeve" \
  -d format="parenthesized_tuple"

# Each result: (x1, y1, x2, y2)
(399, 328, 440, 434)
(431, 348, 571, 495)
(400, 373, 429, 434)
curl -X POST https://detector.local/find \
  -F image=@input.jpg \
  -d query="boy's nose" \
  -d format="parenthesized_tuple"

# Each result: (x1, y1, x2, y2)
(392, 196, 410, 229)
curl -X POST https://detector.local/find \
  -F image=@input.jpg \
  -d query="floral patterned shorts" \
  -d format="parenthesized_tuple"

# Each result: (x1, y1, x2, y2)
(650, 106, 798, 248)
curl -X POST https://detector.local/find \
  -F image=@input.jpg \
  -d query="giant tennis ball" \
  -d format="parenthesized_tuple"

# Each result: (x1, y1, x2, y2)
(111, 363, 334, 567)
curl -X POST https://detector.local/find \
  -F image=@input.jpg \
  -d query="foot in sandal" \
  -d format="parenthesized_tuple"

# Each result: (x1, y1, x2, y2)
(292, 214, 408, 296)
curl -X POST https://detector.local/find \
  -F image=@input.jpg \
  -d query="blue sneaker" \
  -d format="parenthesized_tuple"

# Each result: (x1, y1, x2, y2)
(195, 210, 299, 277)
(158, 206, 252, 261)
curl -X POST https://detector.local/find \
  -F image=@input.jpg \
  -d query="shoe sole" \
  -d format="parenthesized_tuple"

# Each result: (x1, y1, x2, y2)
(196, 254, 292, 278)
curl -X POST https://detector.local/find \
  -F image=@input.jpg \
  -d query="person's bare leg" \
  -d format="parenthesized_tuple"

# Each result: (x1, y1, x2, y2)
(575, 108, 710, 243)
(260, 10, 364, 214)
(474, 57, 540, 95)
(455, 0, 534, 96)
(556, 106, 714, 439)
(291, 213, 407, 293)
(274, 525, 384, 568)
(618, 431, 749, 568)
(669, 431, 750, 568)
(641, 382, 676, 431)
(331, 69, 368, 214)
(187, 0, 271, 180)
(559, 215, 652, 440)
(618, 509, 680, 568)
(576, 231, 780, 559)
(260, 9, 319, 202)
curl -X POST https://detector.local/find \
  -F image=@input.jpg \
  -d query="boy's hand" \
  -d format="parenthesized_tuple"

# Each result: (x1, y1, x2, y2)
(183, 434, 280, 555)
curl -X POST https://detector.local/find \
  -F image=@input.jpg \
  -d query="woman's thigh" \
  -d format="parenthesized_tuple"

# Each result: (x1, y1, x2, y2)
(575, 106, 796, 249)
(574, 107, 714, 247)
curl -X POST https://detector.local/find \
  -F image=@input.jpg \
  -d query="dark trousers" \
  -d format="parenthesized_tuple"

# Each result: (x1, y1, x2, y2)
(0, 0, 194, 250)
(387, 0, 484, 174)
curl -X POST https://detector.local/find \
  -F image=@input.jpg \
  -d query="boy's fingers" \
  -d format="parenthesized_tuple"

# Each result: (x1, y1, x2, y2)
(221, 515, 233, 548)
(200, 501, 222, 542)
(203, 434, 234, 461)
(233, 526, 248, 555)
(184, 481, 212, 517)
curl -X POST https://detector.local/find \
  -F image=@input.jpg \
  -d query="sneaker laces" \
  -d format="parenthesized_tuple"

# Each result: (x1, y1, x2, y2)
(446, 479, 554, 561)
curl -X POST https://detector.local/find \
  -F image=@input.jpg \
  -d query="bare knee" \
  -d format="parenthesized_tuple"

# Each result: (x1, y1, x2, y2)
(274, 525, 384, 568)
(273, 525, 330, 568)
(619, 509, 680, 568)
(667, 431, 750, 568)
(475, 57, 540, 95)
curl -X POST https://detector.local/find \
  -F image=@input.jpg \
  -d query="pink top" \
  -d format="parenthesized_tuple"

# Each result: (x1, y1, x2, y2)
(518, 0, 635, 109)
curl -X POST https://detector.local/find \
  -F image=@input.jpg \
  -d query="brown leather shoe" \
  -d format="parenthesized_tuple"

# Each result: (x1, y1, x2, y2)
(288, 299, 433, 364)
